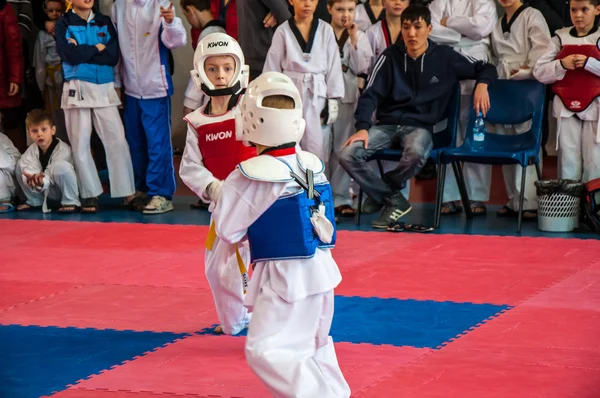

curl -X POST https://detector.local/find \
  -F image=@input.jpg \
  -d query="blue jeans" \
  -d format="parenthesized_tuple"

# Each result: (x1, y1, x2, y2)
(339, 125, 432, 203)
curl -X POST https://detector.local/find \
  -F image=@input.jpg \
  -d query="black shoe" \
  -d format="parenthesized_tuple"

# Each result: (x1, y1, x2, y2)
(371, 193, 412, 229)
(362, 196, 384, 214)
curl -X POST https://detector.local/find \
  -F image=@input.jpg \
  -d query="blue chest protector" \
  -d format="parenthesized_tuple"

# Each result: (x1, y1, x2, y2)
(239, 152, 337, 263)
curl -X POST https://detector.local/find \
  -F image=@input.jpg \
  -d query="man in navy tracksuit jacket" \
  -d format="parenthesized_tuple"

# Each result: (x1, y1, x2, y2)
(339, 4, 497, 229)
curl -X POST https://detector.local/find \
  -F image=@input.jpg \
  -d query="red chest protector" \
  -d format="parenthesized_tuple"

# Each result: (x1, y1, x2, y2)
(189, 109, 256, 180)
(553, 44, 600, 112)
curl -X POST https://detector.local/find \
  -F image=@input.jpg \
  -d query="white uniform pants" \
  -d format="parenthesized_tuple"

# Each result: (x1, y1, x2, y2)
(0, 169, 16, 201)
(558, 117, 600, 183)
(300, 93, 327, 160)
(64, 106, 135, 199)
(328, 102, 354, 207)
(205, 230, 251, 335)
(245, 282, 350, 398)
(16, 160, 81, 207)
(443, 93, 491, 203)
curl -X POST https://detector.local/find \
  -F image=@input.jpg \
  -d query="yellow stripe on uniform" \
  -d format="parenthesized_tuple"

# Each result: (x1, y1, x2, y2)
(205, 221, 249, 294)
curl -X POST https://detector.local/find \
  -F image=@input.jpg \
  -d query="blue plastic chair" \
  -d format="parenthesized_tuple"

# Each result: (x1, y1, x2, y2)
(438, 80, 545, 233)
(355, 83, 461, 225)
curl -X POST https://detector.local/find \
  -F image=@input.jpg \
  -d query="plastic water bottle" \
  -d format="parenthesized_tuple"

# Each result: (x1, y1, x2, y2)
(472, 112, 485, 151)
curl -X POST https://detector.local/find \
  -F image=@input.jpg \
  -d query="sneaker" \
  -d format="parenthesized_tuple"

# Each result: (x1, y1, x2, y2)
(362, 196, 384, 214)
(371, 193, 412, 229)
(143, 195, 173, 214)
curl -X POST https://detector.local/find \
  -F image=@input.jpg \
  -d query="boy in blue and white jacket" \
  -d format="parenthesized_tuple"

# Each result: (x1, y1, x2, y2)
(55, 0, 136, 213)
(112, 0, 187, 214)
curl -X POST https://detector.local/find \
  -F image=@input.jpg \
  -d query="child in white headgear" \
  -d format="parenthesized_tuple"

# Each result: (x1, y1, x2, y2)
(212, 71, 351, 398)
(179, 32, 254, 335)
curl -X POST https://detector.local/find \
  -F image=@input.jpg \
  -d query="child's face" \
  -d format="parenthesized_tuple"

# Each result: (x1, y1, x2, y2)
(46, 0, 64, 21)
(384, 0, 410, 18)
(204, 55, 235, 89)
(570, 0, 600, 31)
(289, 0, 318, 20)
(28, 121, 56, 149)
(328, 0, 356, 29)
(70, 0, 94, 12)
(497, 0, 522, 9)
(181, 3, 201, 28)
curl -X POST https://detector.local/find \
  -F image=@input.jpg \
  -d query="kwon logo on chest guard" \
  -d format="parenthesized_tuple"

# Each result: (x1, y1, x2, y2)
(206, 130, 233, 141)
(208, 41, 229, 48)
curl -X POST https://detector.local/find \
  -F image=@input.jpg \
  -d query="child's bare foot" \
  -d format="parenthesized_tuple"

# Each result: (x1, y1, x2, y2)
(213, 325, 223, 334)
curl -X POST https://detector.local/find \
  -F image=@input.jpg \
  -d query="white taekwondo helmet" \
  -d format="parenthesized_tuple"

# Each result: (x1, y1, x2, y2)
(191, 32, 249, 96)
(235, 72, 306, 147)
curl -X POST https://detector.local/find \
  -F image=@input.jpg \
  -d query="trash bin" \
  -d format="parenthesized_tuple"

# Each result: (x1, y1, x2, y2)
(535, 179, 584, 232)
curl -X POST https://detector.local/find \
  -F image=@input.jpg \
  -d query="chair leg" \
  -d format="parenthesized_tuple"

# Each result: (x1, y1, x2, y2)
(434, 164, 447, 229)
(376, 159, 385, 178)
(535, 162, 542, 181)
(517, 165, 527, 234)
(452, 161, 472, 219)
(356, 188, 363, 225)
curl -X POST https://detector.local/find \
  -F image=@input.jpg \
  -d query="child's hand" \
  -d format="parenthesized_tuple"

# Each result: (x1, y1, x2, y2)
(160, 3, 175, 24)
(34, 173, 45, 188)
(346, 22, 359, 48)
(45, 21, 56, 35)
(183, 106, 194, 117)
(95, 43, 106, 51)
(23, 172, 35, 188)
(263, 11, 278, 28)
(68, 38, 78, 46)
(574, 55, 588, 68)
(561, 54, 582, 70)
(8, 82, 19, 96)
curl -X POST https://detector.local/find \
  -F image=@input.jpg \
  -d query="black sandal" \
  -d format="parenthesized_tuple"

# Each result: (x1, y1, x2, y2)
(58, 205, 80, 213)
(387, 221, 434, 233)
(441, 201, 463, 215)
(335, 204, 356, 217)
(497, 206, 537, 220)
(81, 197, 99, 213)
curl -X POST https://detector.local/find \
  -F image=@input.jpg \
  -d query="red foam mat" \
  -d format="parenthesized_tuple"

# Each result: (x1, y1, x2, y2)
(353, 306, 600, 397)
(2, 220, 600, 397)
(523, 264, 600, 311)
(63, 335, 429, 397)
(0, 280, 78, 311)
(0, 284, 218, 333)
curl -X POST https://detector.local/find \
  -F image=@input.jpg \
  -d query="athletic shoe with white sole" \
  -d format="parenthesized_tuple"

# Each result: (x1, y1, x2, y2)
(371, 192, 412, 229)
(143, 195, 173, 214)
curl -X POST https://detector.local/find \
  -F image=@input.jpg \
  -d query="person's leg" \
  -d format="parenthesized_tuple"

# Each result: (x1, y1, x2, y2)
(338, 125, 397, 203)
(371, 126, 432, 228)
(14, 162, 44, 208)
(245, 278, 350, 398)
(46, 159, 81, 208)
(64, 107, 103, 199)
(123, 95, 149, 194)
(91, 106, 136, 198)
(582, 120, 600, 184)
(0, 169, 17, 209)
(205, 231, 251, 336)
(301, 95, 328, 159)
(557, 116, 583, 180)
(384, 126, 433, 191)
(330, 102, 355, 209)
(138, 97, 176, 214)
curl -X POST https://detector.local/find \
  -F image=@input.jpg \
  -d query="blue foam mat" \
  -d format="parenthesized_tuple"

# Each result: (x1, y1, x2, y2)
(197, 296, 511, 348)
(0, 324, 188, 398)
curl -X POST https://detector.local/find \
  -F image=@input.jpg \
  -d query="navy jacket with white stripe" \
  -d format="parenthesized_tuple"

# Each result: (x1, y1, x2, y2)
(355, 39, 497, 132)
